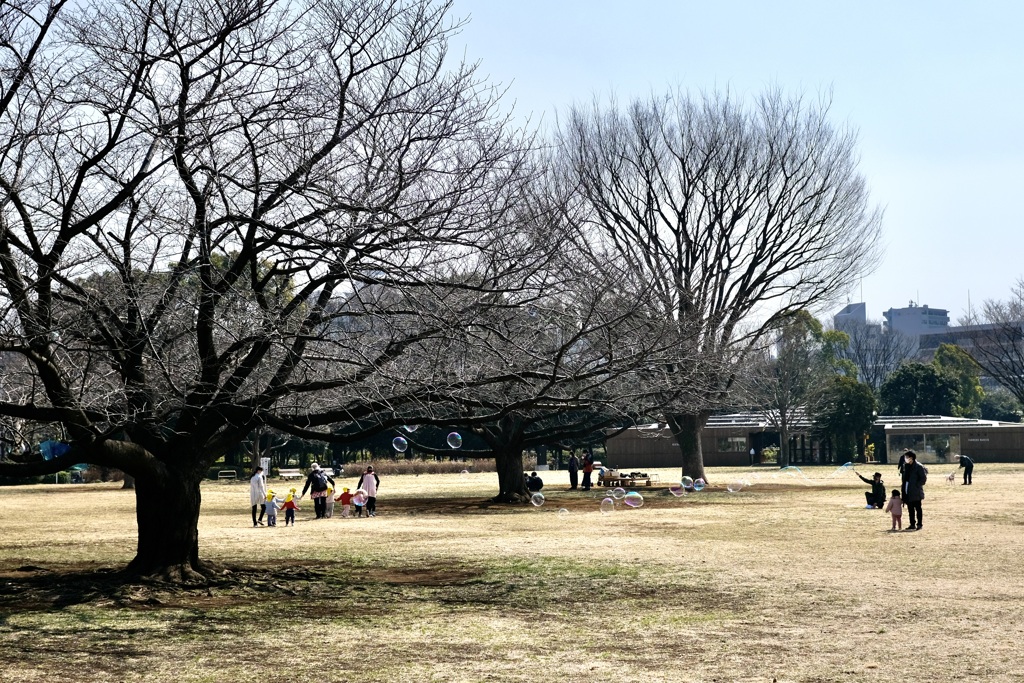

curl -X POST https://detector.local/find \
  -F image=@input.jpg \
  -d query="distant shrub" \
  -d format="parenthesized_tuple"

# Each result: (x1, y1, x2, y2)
(338, 455, 537, 477)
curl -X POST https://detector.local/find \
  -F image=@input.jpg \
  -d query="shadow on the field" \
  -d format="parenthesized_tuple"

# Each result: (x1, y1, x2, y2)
(0, 561, 485, 615)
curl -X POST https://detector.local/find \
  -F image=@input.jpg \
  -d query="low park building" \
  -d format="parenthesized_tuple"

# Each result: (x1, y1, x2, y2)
(604, 413, 1024, 468)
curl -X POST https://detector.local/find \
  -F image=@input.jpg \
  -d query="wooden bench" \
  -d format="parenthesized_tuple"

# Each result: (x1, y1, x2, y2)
(278, 468, 304, 480)
(217, 470, 237, 481)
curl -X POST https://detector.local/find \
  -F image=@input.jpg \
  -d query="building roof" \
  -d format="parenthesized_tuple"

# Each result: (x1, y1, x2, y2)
(706, 412, 1016, 431)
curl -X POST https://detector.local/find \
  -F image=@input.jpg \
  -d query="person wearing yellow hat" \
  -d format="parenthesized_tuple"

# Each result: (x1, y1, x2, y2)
(265, 489, 283, 527)
(281, 488, 301, 526)
(324, 485, 336, 518)
(336, 487, 353, 517)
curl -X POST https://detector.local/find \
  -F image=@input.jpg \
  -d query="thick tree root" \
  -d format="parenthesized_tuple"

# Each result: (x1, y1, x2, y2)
(490, 492, 530, 504)
(121, 558, 220, 585)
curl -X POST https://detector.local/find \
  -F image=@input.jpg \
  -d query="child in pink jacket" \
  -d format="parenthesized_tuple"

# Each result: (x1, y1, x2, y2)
(883, 489, 904, 531)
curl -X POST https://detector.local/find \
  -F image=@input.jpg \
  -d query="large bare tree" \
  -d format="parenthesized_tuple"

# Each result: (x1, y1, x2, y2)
(961, 279, 1024, 406)
(835, 319, 915, 392)
(557, 89, 882, 481)
(0, 0, 542, 580)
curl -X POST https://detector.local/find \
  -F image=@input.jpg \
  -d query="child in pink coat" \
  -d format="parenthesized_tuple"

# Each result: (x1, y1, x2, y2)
(883, 489, 904, 531)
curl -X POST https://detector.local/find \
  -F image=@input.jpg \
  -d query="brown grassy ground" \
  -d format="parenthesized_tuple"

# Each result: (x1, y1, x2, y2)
(1, 464, 1022, 682)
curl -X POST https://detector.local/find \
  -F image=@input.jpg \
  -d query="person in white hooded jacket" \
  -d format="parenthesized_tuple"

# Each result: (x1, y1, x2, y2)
(357, 466, 381, 517)
(249, 466, 268, 527)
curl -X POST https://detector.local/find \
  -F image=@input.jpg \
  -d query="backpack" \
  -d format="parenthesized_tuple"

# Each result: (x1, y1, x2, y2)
(920, 465, 928, 486)
(313, 470, 328, 490)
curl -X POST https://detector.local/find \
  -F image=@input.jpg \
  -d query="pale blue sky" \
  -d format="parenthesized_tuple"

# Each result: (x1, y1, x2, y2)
(451, 0, 1024, 324)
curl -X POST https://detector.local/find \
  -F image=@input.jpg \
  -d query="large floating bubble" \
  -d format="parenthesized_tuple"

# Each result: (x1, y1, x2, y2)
(402, 424, 418, 433)
(611, 487, 626, 500)
(828, 462, 854, 478)
(623, 491, 644, 508)
(681, 476, 694, 489)
(460, 469, 469, 476)
(447, 432, 463, 449)
(692, 478, 706, 492)
(600, 497, 615, 514)
(352, 490, 368, 506)
(669, 482, 688, 497)
(392, 436, 408, 453)
(726, 480, 744, 493)
(530, 492, 545, 507)
(557, 507, 570, 517)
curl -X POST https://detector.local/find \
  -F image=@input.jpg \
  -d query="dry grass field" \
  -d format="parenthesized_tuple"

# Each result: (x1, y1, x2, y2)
(1, 463, 1022, 682)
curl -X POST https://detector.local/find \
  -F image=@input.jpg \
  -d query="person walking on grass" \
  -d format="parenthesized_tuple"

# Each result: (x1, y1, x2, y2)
(883, 489, 904, 531)
(300, 462, 335, 519)
(567, 452, 579, 490)
(357, 466, 381, 517)
(900, 450, 928, 531)
(336, 487, 353, 518)
(249, 466, 267, 527)
(265, 490, 282, 527)
(281, 488, 300, 526)
(324, 486, 336, 518)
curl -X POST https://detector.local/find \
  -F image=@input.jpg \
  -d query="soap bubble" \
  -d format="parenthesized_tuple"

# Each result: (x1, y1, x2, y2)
(829, 462, 854, 478)
(726, 480, 744, 493)
(402, 424, 418, 433)
(681, 476, 694, 489)
(623, 491, 644, 508)
(669, 482, 688, 497)
(600, 497, 615, 514)
(353, 490, 368, 506)
(460, 469, 469, 476)
(557, 507, 569, 517)
(447, 432, 463, 449)
(392, 436, 408, 452)
(530, 492, 545, 507)
(692, 478, 706, 492)
(611, 487, 626, 500)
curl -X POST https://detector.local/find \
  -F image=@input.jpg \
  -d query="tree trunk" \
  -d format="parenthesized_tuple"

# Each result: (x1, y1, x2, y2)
(779, 423, 790, 468)
(123, 467, 208, 582)
(493, 443, 529, 503)
(667, 412, 710, 483)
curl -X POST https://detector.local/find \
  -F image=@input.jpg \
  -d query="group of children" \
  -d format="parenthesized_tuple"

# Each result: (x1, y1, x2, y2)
(261, 486, 369, 526)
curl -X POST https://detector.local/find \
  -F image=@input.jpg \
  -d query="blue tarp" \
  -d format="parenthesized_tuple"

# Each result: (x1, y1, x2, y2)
(39, 440, 71, 460)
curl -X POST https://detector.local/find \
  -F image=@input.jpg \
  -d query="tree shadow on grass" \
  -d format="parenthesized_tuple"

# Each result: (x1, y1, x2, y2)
(0, 561, 486, 615)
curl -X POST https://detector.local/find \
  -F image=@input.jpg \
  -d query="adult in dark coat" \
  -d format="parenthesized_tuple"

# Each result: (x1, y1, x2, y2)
(526, 472, 544, 492)
(857, 471, 886, 508)
(567, 453, 579, 490)
(900, 450, 927, 531)
(300, 463, 336, 519)
(958, 454, 974, 485)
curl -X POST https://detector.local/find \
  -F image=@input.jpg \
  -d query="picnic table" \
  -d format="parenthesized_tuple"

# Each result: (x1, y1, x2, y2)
(598, 471, 659, 487)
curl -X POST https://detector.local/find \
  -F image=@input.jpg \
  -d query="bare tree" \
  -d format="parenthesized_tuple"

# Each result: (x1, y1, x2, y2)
(557, 88, 882, 481)
(961, 279, 1024, 406)
(745, 311, 852, 466)
(0, 0, 541, 580)
(836, 319, 915, 392)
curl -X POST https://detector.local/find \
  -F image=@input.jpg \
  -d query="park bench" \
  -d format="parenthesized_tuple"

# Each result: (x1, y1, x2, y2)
(598, 470, 658, 487)
(217, 470, 237, 481)
(278, 468, 304, 480)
